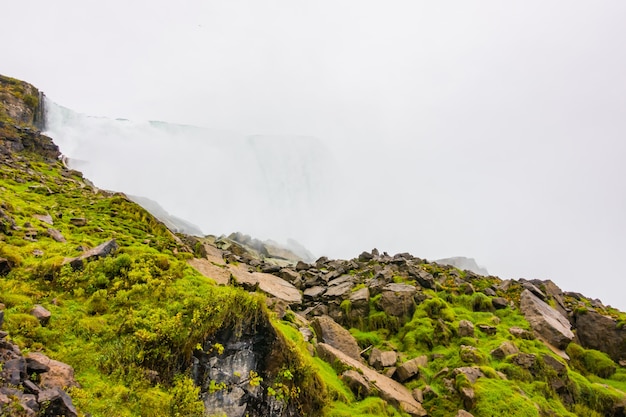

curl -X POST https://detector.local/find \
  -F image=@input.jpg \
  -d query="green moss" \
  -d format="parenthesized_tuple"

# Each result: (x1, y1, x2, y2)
(567, 343, 617, 379)
(473, 378, 540, 417)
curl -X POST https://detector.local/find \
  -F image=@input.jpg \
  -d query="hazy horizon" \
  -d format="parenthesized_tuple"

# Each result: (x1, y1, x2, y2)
(2, 1, 625, 310)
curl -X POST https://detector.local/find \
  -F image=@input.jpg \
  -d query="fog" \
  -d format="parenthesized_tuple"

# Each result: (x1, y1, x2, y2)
(2, 1, 626, 310)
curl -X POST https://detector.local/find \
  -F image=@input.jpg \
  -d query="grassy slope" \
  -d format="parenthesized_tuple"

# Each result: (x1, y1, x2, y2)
(1, 75, 625, 417)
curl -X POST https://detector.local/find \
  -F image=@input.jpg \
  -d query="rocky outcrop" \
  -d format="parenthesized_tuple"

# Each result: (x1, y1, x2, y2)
(573, 309, 626, 363)
(0, 327, 77, 416)
(193, 317, 301, 417)
(519, 289, 574, 349)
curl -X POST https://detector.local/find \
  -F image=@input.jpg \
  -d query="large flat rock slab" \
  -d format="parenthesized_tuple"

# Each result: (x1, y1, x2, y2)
(317, 343, 427, 416)
(187, 258, 231, 285)
(520, 289, 574, 349)
(188, 244, 302, 304)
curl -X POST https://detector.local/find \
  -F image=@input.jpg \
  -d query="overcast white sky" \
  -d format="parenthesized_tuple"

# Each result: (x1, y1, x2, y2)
(2, 1, 626, 310)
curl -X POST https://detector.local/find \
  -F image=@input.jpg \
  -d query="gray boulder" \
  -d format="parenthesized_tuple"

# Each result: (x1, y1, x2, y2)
(379, 283, 417, 317)
(573, 309, 626, 363)
(369, 348, 397, 370)
(312, 316, 362, 361)
(519, 290, 574, 349)
(396, 355, 427, 382)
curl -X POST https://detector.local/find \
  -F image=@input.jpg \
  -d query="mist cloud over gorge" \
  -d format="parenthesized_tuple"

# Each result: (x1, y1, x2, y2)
(2, 0, 624, 310)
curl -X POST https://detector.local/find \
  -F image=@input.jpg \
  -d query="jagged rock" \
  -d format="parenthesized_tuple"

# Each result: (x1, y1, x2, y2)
(25, 353, 78, 390)
(520, 290, 574, 349)
(483, 287, 497, 297)
(542, 354, 567, 375)
(341, 287, 370, 325)
(478, 324, 496, 335)
(521, 281, 546, 300)
(460, 386, 476, 409)
(509, 326, 534, 340)
(342, 370, 371, 398)
(460, 345, 485, 364)
(369, 348, 397, 370)
(412, 388, 423, 402)
(279, 268, 300, 283)
(324, 281, 354, 298)
(33, 213, 53, 225)
(453, 367, 484, 384)
(458, 320, 474, 337)
(512, 353, 536, 369)
(409, 267, 435, 289)
(31, 305, 51, 325)
(396, 355, 427, 382)
(295, 261, 310, 271)
(4, 358, 26, 385)
(573, 309, 626, 363)
(65, 239, 118, 269)
(455, 410, 475, 417)
(303, 286, 325, 299)
(312, 316, 362, 361)
(541, 280, 568, 317)
(22, 380, 41, 395)
(492, 297, 509, 310)
(37, 388, 78, 417)
(69, 217, 86, 226)
(316, 343, 427, 416)
(379, 283, 417, 317)
(490, 341, 519, 359)
(0, 258, 12, 276)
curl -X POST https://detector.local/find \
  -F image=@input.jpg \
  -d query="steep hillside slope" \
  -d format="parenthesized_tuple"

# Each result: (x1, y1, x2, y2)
(1, 74, 626, 417)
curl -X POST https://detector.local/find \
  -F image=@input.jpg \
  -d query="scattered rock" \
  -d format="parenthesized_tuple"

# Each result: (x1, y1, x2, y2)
(0, 258, 12, 276)
(412, 388, 423, 403)
(279, 268, 300, 283)
(342, 370, 371, 398)
(460, 386, 476, 409)
(379, 283, 417, 317)
(509, 326, 534, 340)
(396, 355, 427, 382)
(460, 345, 485, 364)
(369, 348, 397, 370)
(491, 341, 520, 360)
(573, 309, 626, 363)
(455, 410, 475, 417)
(512, 353, 536, 369)
(542, 354, 567, 375)
(37, 388, 78, 417)
(477, 324, 497, 335)
(453, 367, 484, 384)
(31, 305, 51, 325)
(458, 320, 475, 337)
(492, 297, 509, 310)
(33, 213, 53, 225)
(520, 290, 574, 349)
(69, 217, 87, 226)
(312, 316, 362, 361)
(25, 352, 78, 390)
(65, 239, 119, 270)
(303, 286, 326, 299)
